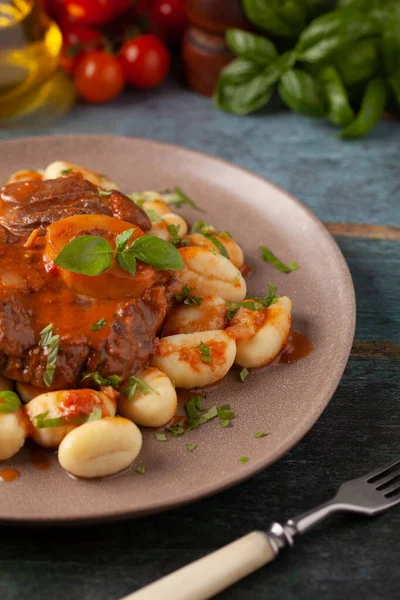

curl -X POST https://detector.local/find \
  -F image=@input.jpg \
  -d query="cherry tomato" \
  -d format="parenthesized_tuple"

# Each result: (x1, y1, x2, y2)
(64, 0, 116, 26)
(150, 0, 187, 44)
(115, 0, 136, 15)
(40, 0, 65, 19)
(74, 51, 125, 103)
(119, 34, 170, 89)
(60, 24, 103, 75)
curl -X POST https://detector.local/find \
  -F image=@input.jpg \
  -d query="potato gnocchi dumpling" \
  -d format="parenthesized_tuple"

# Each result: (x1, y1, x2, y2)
(177, 247, 246, 303)
(43, 161, 119, 191)
(118, 367, 177, 428)
(142, 198, 171, 216)
(0, 412, 27, 461)
(7, 169, 44, 184)
(184, 232, 244, 269)
(58, 417, 143, 479)
(233, 297, 292, 368)
(150, 213, 188, 242)
(162, 295, 227, 337)
(25, 388, 117, 448)
(151, 330, 236, 389)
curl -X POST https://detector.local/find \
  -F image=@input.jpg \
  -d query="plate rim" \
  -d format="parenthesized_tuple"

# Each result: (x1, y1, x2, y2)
(0, 134, 356, 525)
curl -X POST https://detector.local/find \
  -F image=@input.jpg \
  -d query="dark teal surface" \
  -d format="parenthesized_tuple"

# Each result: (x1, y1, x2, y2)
(0, 78, 399, 600)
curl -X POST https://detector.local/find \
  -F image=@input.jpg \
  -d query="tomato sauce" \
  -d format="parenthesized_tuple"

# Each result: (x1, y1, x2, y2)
(0, 468, 20, 482)
(280, 331, 313, 363)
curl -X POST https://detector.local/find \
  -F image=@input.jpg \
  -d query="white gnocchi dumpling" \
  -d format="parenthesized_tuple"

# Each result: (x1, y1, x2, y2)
(25, 388, 117, 448)
(177, 247, 246, 303)
(58, 417, 143, 479)
(184, 233, 244, 269)
(150, 213, 188, 242)
(16, 382, 43, 404)
(232, 297, 292, 368)
(0, 412, 27, 461)
(151, 330, 236, 389)
(142, 198, 171, 216)
(162, 295, 227, 337)
(6, 169, 44, 184)
(43, 161, 119, 191)
(118, 367, 177, 428)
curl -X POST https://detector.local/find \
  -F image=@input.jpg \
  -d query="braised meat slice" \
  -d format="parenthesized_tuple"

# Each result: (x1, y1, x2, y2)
(0, 174, 151, 237)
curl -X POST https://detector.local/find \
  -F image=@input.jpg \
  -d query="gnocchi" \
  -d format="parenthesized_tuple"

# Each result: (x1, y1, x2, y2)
(162, 295, 227, 337)
(0, 412, 27, 460)
(232, 297, 292, 368)
(118, 367, 177, 428)
(177, 247, 246, 303)
(25, 388, 117, 448)
(150, 213, 188, 242)
(184, 233, 244, 269)
(43, 161, 119, 191)
(58, 417, 143, 479)
(151, 330, 236, 389)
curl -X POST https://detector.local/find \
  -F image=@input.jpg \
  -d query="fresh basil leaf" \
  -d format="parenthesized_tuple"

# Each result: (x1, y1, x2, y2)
(0, 390, 21, 413)
(254, 431, 268, 438)
(279, 69, 326, 117)
(381, 20, 400, 75)
(160, 187, 199, 210)
(116, 251, 137, 275)
(318, 66, 354, 126)
(239, 456, 249, 464)
(54, 235, 114, 276)
(87, 406, 102, 422)
(81, 372, 122, 388)
(333, 37, 379, 86)
(205, 234, 229, 259)
(305, 0, 330, 20)
(154, 432, 167, 441)
(91, 317, 107, 332)
(226, 29, 278, 64)
(129, 236, 185, 271)
(115, 229, 135, 253)
(167, 224, 181, 246)
(388, 73, 400, 107)
(260, 245, 300, 272)
(61, 168, 73, 175)
(296, 8, 379, 63)
(199, 341, 212, 363)
(146, 209, 162, 223)
(216, 58, 263, 86)
(242, 0, 307, 38)
(97, 188, 112, 196)
(39, 323, 59, 388)
(338, 77, 387, 138)
(240, 368, 250, 382)
(175, 285, 203, 307)
(122, 376, 157, 400)
(136, 465, 146, 474)
(186, 443, 197, 452)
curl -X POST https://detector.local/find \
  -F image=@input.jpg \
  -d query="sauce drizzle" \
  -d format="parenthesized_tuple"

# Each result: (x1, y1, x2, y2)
(0, 468, 20, 483)
(280, 331, 313, 364)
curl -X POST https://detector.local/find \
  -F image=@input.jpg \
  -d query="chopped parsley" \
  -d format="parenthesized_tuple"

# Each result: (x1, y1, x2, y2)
(81, 371, 122, 389)
(61, 168, 73, 175)
(39, 323, 60, 388)
(166, 396, 233, 438)
(226, 284, 278, 320)
(136, 465, 146, 474)
(190, 221, 229, 258)
(87, 406, 102, 422)
(174, 285, 203, 307)
(154, 432, 167, 441)
(34, 405, 102, 429)
(0, 390, 21, 414)
(186, 443, 197, 452)
(253, 432, 269, 438)
(91, 317, 107, 332)
(239, 457, 249, 464)
(260, 246, 299, 273)
(122, 376, 158, 400)
(97, 188, 112, 197)
(240, 368, 249, 382)
(167, 223, 181, 245)
(166, 419, 186, 437)
(199, 341, 212, 363)
(145, 209, 162, 222)
(160, 187, 199, 210)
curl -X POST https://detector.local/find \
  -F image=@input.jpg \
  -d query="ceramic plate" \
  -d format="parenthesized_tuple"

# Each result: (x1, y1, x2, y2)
(0, 135, 355, 524)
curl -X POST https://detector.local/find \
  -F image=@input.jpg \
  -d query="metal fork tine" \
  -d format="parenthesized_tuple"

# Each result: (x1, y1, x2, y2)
(383, 483, 400, 497)
(366, 458, 400, 483)
(376, 473, 400, 490)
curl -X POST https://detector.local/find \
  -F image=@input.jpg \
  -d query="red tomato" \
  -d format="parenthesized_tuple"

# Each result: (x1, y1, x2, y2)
(119, 34, 170, 89)
(115, 0, 136, 14)
(64, 0, 116, 26)
(74, 51, 125, 103)
(60, 24, 103, 75)
(40, 0, 65, 19)
(150, 0, 187, 44)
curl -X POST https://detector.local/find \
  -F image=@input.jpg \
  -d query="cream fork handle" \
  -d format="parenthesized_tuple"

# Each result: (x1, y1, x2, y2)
(121, 531, 276, 600)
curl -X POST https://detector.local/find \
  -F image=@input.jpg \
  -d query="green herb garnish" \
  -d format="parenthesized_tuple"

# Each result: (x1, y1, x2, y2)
(91, 317, 107, 332)
(199, 341, 212, 363)
(190, 221, 229, 258)
(39, 323, 60, 387)
(55, 234, 185, 276)
(97, 188, 112, 196)
(122, 376, 157, 400)
(61, 168, 73, 175)
(174, 284, 203, 307)
(34, 411, 95, 428)
(239, 457, 249, 464)
(87, 407, 102, 422)
(166, 420, 186, 437)
(154, 432, 167, 441)
(240, 368, 250, 382)
(167, 223, 182, 246)
(161, 187, 199, 210)
(260, 246, 299, 273)
(0, 390, 21, 414)
(145, 209, 161, 222)
(186, 443, 197, 452)
(226, 284, 278, 320)
(254, 432, 269, 438)
(136, 465, 146, 474)
(81, 372, 122, 389)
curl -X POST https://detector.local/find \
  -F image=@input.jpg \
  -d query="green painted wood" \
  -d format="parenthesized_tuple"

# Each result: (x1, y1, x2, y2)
(0, 76, 399, 600)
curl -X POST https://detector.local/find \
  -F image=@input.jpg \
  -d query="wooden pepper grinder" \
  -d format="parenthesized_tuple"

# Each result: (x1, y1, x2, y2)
(183, 0, 249, 97)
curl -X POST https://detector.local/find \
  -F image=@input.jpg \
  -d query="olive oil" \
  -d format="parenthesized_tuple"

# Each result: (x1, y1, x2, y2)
(0, 0, 75, 125)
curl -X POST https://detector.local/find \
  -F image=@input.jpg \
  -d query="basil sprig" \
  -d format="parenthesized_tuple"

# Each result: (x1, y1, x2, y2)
(0, 390, 21, 414)
(260, 247, 299, 273)
(215, 1, 400, 138)
(55, 232, 184, 276)
(39, 323, 59, 387)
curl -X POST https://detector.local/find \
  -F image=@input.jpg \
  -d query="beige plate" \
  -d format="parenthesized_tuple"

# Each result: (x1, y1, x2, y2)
(0, 135, 355, 525)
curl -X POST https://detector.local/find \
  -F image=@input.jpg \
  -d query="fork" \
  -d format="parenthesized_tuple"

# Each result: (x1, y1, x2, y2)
(123, 457, 400, 600)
